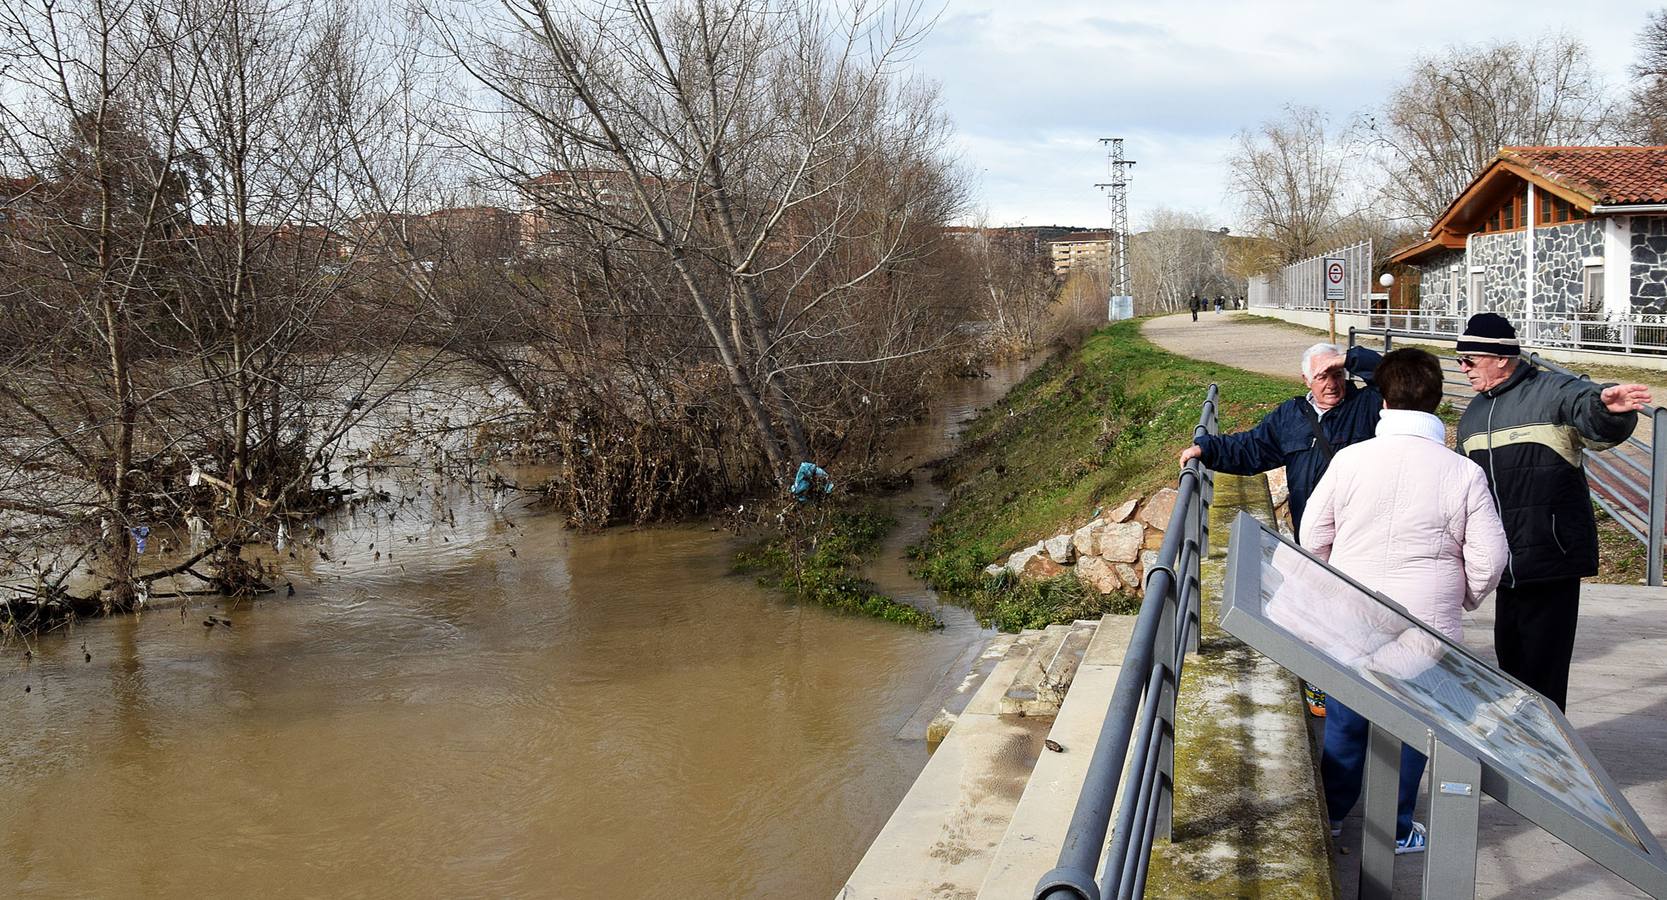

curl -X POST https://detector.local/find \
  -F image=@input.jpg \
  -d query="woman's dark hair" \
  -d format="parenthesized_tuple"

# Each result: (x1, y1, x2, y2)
(1375, 348, 1443, 412)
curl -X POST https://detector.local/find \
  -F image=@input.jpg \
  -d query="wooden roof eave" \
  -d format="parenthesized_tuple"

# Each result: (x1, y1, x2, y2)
(1386, 235, 1462, 267)
(1427, 157, 1601, 237)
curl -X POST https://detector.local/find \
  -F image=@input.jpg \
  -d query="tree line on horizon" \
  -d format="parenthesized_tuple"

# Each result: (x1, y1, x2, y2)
(1221, 16, 1667, 277)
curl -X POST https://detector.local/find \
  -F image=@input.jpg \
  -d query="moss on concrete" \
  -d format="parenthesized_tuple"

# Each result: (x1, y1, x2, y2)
(1141, 550, 1336, 898)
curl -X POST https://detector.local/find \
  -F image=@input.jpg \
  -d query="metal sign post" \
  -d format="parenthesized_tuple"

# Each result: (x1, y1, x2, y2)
(1324, 257, 1347, 344)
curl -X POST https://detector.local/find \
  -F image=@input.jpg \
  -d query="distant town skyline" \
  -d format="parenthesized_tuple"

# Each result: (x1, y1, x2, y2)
(920, 0, 1651, 231)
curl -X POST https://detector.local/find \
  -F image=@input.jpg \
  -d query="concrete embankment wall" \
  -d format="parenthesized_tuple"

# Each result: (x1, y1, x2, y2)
(840, 472, 1334, 898)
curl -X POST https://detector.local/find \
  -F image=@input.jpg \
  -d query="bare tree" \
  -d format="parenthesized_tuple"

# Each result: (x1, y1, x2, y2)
(1131, 208, 1229, 313)
(960, 220, 1055, 353)
(0, 0, 462, 621)
(1226, 105, 1355, 265)
(423, 0, 968, 521)
(1368, 34, 1616, 221)
(1626, 10, 1667, 144)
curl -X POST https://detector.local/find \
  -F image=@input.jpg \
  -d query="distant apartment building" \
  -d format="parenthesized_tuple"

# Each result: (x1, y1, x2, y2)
(1049, 231, 1113, 277)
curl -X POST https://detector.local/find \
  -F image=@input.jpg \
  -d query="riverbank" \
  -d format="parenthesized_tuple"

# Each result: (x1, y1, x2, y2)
(911, 319, 1303, 630)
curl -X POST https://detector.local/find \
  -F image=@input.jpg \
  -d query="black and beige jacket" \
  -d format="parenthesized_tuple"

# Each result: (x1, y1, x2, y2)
(1457, 363, 1638, 587)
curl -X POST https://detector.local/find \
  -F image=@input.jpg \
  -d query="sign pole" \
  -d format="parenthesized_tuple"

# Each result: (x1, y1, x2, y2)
(1323, 257, 1347, 346)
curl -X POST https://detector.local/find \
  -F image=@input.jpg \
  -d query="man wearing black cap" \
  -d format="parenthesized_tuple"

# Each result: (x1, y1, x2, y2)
(1455, 312, 1653, 710)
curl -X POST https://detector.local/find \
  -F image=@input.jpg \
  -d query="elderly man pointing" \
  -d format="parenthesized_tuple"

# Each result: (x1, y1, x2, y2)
(1179, 341, 1382, 716)
(1455, 313, 1652, 711)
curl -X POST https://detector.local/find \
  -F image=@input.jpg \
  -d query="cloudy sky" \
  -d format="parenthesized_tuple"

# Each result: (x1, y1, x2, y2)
(916, 0, 1653, 230)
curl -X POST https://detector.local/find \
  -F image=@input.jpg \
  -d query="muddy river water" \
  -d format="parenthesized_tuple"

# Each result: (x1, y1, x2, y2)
(0, 361, 1034, 898)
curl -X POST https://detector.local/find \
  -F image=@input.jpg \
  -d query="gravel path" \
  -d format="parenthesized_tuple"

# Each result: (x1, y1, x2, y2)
(1141, 311, 1315, 382)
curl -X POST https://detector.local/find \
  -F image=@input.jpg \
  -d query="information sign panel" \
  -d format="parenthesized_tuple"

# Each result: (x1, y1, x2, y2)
(1219, 513, 1667, 896)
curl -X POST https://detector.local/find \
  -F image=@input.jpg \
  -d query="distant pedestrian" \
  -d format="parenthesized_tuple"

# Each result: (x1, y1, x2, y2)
(1214, 295, 1224, 314)
(1189, 293, 1200, 322)
(1455, 313, 1651, 710)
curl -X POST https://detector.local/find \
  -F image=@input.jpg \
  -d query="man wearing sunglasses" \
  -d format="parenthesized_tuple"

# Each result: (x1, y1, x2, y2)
(1455, 312, 1652, 711)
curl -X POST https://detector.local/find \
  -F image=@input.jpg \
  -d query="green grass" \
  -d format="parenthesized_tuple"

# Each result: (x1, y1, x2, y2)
(911, 318, 1303, 629)
(735, 503, 940, 629)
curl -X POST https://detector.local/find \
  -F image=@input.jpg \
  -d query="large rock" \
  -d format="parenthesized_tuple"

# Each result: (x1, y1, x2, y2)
(1005, 542, 1046, 574)
(1097, 521, 1144, 563)
(1144, 527, 1164, 550)
(1114, 562, 1142, 592)
(1137, 487, 1179, 530)
(1075, 556, 1122, 594)
(1267, 466, 1289, 509)
(1138, 549, 1160, 584)
(1044, 533, 1076, 565)
(1106, 498, 1139, 523)
(1071, 519, 1107, 557)
(1022, 553, 1067, 579)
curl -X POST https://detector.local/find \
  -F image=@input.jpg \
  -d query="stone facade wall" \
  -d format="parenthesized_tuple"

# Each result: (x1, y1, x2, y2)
(1533, 221, 1604, 316)
(1631, 216, 1667, 315)
(1416, 248, 1466, 313)
(1470, 231, 1527, 318)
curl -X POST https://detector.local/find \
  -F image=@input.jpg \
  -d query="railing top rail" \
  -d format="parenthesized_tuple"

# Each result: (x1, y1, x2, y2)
(1035, 384, 1219, 900)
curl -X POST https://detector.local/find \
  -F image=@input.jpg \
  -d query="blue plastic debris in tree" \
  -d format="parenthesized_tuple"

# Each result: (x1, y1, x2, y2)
(130, 525, 151, 555)
(791, 462, 832, 502)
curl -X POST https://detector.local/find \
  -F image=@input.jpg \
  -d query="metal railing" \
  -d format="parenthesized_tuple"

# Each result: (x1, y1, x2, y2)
(1350, 327, 1667, 586)
(1365, 310, 1667, 357)
(1034, 385, 1218, 900)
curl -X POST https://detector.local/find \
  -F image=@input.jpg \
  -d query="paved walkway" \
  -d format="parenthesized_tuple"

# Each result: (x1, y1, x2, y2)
(1331, 585, 1667, 899)
(1143, 311, 1314, 381)
(1144, 311, 1667, 897)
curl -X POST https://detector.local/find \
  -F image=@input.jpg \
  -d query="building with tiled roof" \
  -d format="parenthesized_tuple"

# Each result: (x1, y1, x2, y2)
(1388, 146, 1667, 321)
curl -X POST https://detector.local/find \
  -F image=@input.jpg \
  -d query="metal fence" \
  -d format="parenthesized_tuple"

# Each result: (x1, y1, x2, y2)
(1366, 311, 1667, 357)
(1246, 240, 1375, 313)
(1034, 386, 1218, 900)
(1350, 327, 1667, 586)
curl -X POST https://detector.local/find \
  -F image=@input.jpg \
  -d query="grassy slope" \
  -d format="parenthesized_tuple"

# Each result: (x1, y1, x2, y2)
(912, 319, 1302, 627)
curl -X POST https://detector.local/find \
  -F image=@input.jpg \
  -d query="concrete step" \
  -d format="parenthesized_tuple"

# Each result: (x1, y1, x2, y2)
(976, 615, 1138, 899)
(1001, 620, 1097, 717)
(838, 627, 1060, 900)
(895, 632, 1018, 744)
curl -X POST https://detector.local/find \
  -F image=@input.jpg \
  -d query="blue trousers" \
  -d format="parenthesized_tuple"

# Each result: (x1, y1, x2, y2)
(1322, 698, 1426, 840)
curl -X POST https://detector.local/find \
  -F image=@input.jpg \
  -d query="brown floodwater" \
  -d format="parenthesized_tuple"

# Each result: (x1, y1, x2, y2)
(0, 359, 1034, 899)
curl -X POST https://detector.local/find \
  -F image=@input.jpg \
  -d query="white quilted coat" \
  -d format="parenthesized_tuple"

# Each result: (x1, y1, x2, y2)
(1299, 409, 1509, 641)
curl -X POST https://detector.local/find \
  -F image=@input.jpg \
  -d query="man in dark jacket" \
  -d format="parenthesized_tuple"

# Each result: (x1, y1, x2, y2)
(1180, 341, 1381, 718)
(1179, 342, 1381, 534)
(1455, 313, 1652, 710)
(1189, 294, 1201, 322)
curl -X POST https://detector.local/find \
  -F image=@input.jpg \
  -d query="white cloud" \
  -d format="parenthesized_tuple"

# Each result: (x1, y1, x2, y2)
(920, 0, 1651, 227)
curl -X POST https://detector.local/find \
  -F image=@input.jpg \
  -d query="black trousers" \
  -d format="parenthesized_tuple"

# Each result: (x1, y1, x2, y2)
(1494, 577, 1582, 710)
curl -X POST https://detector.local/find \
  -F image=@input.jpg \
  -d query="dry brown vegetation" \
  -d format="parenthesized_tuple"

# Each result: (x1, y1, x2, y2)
(0, 0, 1060, 628)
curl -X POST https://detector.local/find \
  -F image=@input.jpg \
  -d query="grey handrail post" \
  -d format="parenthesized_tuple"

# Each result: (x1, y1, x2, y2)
(1384, 329, 1394, 352)
(1650, 408, 1666, 587)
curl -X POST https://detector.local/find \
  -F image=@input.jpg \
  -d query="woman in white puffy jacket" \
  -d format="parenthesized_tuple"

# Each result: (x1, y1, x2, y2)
(1299, 348, 1509, 854)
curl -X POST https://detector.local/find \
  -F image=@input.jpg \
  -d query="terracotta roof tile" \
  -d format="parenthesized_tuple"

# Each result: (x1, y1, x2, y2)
(1501, 146, 1667, 206)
